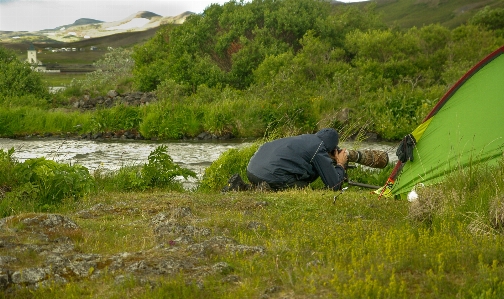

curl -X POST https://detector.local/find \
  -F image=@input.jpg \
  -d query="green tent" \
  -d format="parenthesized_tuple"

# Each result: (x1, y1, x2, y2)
(380, 45, 504, 198)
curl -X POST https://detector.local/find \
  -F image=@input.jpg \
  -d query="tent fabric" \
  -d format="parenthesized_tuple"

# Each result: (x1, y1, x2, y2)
(387, 45, 504, 197)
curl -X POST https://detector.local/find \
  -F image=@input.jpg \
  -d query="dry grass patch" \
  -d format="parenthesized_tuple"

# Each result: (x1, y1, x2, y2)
(489, 195, 504, 230)
(408, 187, 445, 224)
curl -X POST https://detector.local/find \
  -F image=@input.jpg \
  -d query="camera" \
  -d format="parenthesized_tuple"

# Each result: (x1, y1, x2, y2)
(342, 149, 389, 169)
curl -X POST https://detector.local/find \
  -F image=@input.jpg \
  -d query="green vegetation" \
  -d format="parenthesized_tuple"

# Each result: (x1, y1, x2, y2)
(0, 107, 93, 137)
(94, 145, 197, 192)
(469, 6, 504, 36)
(2, 2, 504, 295)
(0, 145, 196, 216)
(65, 47, 135, 95)
(2, 150, 504, 297)
(0, 148, 94, 216)
(0, 46, 50, 99)
(41, 72, 87, 87)
(1, 2, 504, 141)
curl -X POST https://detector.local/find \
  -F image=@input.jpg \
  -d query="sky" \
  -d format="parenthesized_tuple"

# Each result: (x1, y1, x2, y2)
(0, 0, 367, 32)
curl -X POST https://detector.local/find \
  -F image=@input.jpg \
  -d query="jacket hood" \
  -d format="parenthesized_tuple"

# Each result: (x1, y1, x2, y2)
(315, 128, 339, 152)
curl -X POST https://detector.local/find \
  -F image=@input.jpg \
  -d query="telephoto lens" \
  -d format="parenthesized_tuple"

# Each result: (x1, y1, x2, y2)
(346, 149, 389, 169)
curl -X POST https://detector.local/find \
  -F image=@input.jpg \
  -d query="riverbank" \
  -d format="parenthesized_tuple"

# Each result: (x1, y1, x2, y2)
(0, 84, 404, 142)
(0, 137, 397, 191)
(14, 129, 238, 142)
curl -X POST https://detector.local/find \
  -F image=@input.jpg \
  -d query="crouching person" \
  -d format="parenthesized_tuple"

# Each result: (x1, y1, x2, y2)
(245, 128, 347, 191)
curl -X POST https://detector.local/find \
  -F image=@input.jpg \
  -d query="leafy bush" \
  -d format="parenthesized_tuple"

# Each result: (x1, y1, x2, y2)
(142, 145, 196, 188)
(95, 145, 196, 192)
(0, 148, 95, 216)
(469, 6, 504, 36)
(15, 158, 94, 205)
(198, 143, 260, 192)
(132, 0, 336, 92)
(0, 46, 50, 99)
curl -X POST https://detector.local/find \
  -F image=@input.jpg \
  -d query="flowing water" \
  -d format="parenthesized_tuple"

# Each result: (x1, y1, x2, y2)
(0, 137, 399, 189)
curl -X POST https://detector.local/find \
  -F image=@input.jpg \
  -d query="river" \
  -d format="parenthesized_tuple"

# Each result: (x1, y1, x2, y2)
(0, 137, 399, 189)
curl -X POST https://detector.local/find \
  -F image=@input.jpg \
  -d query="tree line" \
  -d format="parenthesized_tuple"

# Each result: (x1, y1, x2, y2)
(1, 0, 503, 140)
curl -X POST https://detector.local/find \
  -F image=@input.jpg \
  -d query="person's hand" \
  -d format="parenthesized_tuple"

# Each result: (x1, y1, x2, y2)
(335, 148, 348, 168)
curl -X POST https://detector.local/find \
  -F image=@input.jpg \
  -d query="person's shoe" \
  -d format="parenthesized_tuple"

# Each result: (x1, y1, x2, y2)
(255, 181, 272, 192)
(222, 173, 250, 192)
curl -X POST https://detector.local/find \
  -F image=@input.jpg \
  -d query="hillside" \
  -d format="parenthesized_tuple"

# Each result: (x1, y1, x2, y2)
(56, 18, 105, 29)
(371, 0, 504, 29)
(0, 11, 190, 72)
(1, 1, 502, 73)
(0, 27, 168, 72)
(0, 11, 191, 44)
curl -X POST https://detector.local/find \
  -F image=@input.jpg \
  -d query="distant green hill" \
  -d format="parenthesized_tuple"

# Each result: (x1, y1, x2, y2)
(370, 0, 504, 29)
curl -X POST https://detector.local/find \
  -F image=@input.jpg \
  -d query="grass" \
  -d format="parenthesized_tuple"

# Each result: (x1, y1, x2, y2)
(2, 184, 504, 298)
(42, 73, 87, 87)
(1, 135, 501, 298)
(36, 50, 104, 65)
(0, 107, 94, 137)
(1, 141, 504, 298)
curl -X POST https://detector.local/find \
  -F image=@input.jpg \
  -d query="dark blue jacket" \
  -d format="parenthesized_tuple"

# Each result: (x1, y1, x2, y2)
(247, 129, 346, 191)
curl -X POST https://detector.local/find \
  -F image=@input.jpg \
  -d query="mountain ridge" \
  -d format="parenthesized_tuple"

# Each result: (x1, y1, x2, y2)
(0, 10, 192, 43)
(63, 18, 104, 29)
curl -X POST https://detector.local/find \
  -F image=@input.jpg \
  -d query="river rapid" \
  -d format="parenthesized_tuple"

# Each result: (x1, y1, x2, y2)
(0, 138, 399, 189)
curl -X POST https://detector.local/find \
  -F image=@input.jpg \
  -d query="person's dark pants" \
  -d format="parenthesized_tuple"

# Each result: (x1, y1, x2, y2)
(246, 170, 309, 191)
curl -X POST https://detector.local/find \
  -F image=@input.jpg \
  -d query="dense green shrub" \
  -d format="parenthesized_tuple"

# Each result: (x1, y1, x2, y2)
(0, 46, 50, 99)
(3, 1, 504, 142)
(142, 145, 196, 188)
(469, 6, 504, 36)
(0, 156, 94, 212)
(132, 0, 381, 92)
(0, 146, 197, 213)
(17, 158, 94, 204)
